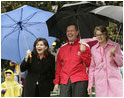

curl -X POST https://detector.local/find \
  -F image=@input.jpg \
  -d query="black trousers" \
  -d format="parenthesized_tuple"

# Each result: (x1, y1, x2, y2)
(60, 78, 89, 97)
(35, 84, 50, 97)
(35, 85, 39, 97)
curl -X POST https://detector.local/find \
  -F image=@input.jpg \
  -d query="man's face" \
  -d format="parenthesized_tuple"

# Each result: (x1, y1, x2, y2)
(66, 25, 79, 42)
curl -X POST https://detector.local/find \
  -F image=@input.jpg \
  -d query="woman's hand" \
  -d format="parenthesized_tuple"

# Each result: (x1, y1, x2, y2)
(87, 86, 92, 95)
(25, 50, 32, 62)
(53, 84, 59, 92)
(110, 46, 116, 57)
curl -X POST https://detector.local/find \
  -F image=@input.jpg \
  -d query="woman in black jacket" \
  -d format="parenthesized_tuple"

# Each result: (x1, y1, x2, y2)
(20, 38, 55, 97)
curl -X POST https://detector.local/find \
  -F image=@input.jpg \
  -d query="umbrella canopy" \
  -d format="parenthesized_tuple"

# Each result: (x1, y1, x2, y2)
(90, 5, 123, 23)
(1, 5, 55, 63)
(46, 1, 110, 40)
(91, 5, 123, 43)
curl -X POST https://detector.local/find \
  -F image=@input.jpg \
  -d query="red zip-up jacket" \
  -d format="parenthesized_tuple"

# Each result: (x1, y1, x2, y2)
(53, 38, 91, 85)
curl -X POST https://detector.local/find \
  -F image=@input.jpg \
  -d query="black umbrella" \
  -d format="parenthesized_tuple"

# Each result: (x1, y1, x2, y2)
(46, 1, 110, 40)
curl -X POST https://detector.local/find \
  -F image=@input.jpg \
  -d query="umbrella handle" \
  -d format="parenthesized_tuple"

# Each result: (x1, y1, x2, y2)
(115, 23, 122, 42)
(29, 54, 32, 63)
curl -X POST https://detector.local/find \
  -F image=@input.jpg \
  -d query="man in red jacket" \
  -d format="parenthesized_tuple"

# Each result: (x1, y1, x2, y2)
(53, 24, 91, 97)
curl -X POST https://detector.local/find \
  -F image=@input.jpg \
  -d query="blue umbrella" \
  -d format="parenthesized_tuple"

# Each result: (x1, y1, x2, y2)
(1, 5, 55, 63)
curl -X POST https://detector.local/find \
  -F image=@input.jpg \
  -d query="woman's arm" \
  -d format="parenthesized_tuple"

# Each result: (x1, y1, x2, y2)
(111, 43, 123, 67)
(88, 54, 96, 88)
(20, 58, 31, 72)
(48, 54, 56, 91)
(20, 50, 33, 72)
(48, 54, 55, 80)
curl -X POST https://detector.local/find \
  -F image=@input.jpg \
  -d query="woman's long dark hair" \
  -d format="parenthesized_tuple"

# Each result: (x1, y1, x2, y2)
(33, 38, 50, 56)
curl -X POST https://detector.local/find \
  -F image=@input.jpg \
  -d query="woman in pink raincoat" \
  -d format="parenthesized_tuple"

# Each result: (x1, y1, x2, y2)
(87, 25, 123, 97)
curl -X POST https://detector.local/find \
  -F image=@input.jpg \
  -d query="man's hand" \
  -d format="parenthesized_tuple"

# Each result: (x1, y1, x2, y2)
(87, 86, 92, 95)
(80, 44, 86, 52)
(53, 84, 59, 92)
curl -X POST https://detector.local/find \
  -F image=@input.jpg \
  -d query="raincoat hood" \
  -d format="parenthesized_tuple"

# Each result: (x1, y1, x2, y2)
(1, 69, 22, 97)
(4, 69, 15, 81)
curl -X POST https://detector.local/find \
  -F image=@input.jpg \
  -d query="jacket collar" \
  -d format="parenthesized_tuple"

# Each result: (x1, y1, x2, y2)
(37, 54, 46, 59)
(66, 37, 80, 45)
(96, 39, 113, 49)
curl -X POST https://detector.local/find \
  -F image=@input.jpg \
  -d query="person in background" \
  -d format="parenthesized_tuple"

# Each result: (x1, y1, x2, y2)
(53, 24, 91, 97)
(1, 69, 22, 97)
(20, 38, 55, 97)
(88, 25, 123, 97)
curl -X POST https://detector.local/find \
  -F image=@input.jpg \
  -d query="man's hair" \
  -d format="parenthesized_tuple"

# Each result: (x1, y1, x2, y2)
(66, 23, 79, 31)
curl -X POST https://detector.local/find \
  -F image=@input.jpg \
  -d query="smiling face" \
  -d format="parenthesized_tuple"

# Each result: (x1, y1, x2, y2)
(36, 41, 48, 55)
(95, 30, 107, 44)
(66, 25, 79, 42)
(94, 26, 108, 44)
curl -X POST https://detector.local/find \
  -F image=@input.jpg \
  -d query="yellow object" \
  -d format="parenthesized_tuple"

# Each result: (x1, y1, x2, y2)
(1, 69, 22, 97)
(14, 64, 20, 76)
(52, 42, 56, 46)
(9, 62, 15, 67)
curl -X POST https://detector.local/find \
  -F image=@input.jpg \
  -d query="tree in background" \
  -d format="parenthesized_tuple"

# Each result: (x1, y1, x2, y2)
(1, 1, 79, 13)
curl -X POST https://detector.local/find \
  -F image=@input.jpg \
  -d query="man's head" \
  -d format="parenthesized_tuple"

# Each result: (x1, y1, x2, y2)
(66, 24, 79, 42)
